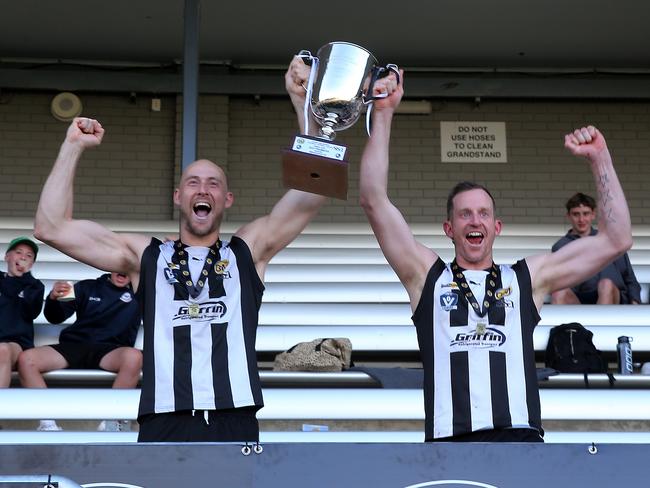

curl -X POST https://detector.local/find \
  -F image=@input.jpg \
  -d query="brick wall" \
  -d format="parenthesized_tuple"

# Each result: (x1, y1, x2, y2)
(0, 91, 176, 220)
(225, 97, 650, 225)
(1, 91, 649, 225)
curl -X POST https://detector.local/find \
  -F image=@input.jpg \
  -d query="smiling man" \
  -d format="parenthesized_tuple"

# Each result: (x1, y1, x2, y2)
(0, 237, 44, 388)
(18, 271, 142, 432)
(34, 57, 327, 442)
(359, 71, 633, 442)
(551, 192, 641, 304)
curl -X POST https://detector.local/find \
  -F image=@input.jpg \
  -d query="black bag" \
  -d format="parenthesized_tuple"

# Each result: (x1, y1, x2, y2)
(545, 322, 607, 373)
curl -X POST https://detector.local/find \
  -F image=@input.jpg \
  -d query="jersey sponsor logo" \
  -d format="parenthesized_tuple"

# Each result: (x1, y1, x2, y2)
(120, 292, 133, 303)
(441, 282, 459, 289)
(18, 290, 24, 298)
(440, 292, 459, 311)
(450, 327, 506, 348)
(89, 296, 101, 302)
(174, 300, 227, 321)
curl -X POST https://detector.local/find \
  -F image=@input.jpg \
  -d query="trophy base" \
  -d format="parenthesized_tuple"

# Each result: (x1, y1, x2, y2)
(282, 135, 349, 200)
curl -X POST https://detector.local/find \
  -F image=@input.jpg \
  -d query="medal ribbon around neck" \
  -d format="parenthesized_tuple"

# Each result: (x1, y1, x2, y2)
(172, 239, 223, 299)
(451, 259, 500, 318)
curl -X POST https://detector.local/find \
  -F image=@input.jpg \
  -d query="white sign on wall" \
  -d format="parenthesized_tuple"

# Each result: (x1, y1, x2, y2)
(440, 121, 507, 163)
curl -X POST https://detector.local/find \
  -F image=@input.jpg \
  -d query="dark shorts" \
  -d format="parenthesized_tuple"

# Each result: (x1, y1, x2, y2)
(50, 342, 120, 369)
(573, 288, 600, 304)
(428, 428, 544, 443)
(137, 407, 260, 443)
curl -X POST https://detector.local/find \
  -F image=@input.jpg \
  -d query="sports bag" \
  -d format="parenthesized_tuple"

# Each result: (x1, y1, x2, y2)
(545, 322, 607, 373)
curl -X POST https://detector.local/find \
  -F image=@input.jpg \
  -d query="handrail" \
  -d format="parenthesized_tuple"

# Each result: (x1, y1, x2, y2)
(1, 388, 649, 421)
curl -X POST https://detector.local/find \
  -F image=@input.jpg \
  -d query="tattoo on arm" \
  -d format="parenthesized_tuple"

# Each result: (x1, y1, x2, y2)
(597, 172, 616, 223)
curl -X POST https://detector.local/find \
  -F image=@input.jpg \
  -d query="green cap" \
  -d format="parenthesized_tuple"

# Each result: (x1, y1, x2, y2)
(6, 236, 39, 261)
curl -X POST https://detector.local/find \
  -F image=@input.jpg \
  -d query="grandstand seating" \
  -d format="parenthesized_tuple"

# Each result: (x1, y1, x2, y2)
(1, 218, 649, 443)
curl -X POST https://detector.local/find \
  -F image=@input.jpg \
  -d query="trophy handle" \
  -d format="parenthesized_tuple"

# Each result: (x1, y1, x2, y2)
(363, 63, 400, 136)
(296, 50, 319, 137)
(364, 64, 401, 103)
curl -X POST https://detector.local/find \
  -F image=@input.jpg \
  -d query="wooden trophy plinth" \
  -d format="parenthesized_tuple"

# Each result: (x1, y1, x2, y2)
(282, 134, 349, 200)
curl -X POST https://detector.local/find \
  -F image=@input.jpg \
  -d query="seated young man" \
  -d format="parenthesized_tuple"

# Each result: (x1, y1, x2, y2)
(551, 192, 641, 304)
(18, 272, 142, 431)
(0, 237, 44, 388)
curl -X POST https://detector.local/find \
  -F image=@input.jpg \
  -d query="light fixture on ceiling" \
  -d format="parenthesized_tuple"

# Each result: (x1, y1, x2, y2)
(50, 92, 83, 121)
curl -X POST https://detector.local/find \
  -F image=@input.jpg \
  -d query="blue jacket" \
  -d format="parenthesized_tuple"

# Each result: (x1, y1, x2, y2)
(0, 271, 45, 349)
(44, 273, 141, 346)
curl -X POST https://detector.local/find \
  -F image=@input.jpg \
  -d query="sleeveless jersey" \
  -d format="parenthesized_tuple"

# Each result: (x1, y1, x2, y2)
(137, 236, 264, 417)
(412, 258, 542, 440)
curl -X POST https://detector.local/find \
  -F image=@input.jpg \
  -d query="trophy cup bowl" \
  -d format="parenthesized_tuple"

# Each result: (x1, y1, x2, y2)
(309, 42, 377, 140)
(282, 41, 397, 200)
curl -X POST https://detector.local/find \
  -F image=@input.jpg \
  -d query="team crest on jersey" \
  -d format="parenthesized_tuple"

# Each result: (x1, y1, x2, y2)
(495, 286, 511, 300)
(493, 286, 514, 308)
(120, 292, 133, 303)
(214, 259, 231, 278)
(440, 292, 459, 311)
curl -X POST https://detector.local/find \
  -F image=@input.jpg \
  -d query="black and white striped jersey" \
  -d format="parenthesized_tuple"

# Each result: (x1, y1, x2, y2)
(137, 236, 264, 417)
(413, 258, 542, 440)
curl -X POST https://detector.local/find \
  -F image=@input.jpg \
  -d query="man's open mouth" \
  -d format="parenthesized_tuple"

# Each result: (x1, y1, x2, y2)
(466, 231, 484, 245)
(193, 201, 212, 218)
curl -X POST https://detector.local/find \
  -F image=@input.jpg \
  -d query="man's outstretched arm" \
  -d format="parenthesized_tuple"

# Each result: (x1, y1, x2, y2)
(359, 71, 437, 308)
(529, 126, 633, 306)
(235, 56, 327, 277)
(35, 118, 149, 279)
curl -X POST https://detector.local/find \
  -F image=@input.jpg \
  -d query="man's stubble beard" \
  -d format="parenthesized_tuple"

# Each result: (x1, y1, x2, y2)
(180, 211, 221, 239)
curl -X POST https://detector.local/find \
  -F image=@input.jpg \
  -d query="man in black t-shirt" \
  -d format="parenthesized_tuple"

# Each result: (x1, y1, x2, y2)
(551, 192, 641, 304)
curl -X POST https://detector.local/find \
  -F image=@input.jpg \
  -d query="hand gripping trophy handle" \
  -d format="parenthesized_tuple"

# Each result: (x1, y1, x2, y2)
(364, 63, 401, 136)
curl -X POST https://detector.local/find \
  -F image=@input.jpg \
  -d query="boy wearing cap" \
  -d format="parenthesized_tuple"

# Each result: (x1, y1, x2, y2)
(0, 237, 45, 387)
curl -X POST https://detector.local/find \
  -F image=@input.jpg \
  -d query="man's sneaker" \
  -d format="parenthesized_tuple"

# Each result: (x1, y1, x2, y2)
(37, 420, 62, 431)
(97, 420, 131, 432)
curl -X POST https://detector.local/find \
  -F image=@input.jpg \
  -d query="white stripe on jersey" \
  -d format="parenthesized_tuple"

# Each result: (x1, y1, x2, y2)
(222, 253, 255, 407)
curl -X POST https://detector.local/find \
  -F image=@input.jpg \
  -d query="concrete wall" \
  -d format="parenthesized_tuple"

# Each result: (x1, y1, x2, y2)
(1, 90, 649, 225)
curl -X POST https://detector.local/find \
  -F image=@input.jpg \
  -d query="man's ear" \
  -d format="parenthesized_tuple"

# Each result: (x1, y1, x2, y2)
(494, 219, 502, 236)
(443, 220, 453, 240)
(224, 191, 234, 209)
(173, 188, 180, 207)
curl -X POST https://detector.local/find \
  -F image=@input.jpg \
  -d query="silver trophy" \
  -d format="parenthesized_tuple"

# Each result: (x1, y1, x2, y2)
(282, 41, 399, 200)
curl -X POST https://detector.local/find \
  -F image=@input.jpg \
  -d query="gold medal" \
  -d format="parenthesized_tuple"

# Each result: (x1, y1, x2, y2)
(189, 303, 200, 318)
(476, 322, 487, 335)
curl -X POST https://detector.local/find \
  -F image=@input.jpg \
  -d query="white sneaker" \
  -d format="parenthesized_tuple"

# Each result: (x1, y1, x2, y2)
(37, 420, 62, 431)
